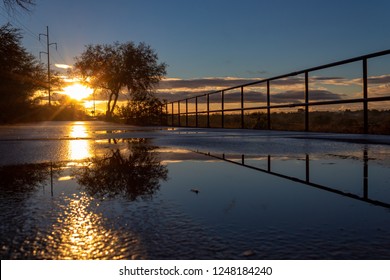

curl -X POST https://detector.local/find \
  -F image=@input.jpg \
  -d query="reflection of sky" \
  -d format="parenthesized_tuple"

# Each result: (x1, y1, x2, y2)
(162, 158, 390, 237)
(3, 121, 390, 259)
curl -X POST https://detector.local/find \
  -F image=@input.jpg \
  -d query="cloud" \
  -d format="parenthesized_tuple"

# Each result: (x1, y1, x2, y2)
(158, 77, 261, 90)
(312, 76, 344, 81)
(368, 75, 390, 84)
(309, 90, 344, 100)
(156, 90, 211, 102)
(158, 75, 346, 92)
(270, 76, 304, 85)
(159, 77, 343, 103)
(270, 90, 343, 103)
(311, 75, 390, 87)
(55, 64, 73, 69)
(156, 74, 389, 104)
(156, 88, 343, 104)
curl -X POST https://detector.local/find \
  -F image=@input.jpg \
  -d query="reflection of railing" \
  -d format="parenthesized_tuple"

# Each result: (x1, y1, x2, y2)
(195, 150, 390, 209)
(162, 49, 390, 133)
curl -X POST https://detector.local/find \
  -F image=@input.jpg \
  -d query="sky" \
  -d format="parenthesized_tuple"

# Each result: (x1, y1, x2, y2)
(0, 0, 389, 107)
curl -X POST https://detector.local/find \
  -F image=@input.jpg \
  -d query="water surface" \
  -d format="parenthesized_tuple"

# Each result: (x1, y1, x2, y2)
(1, 121, 390, 259)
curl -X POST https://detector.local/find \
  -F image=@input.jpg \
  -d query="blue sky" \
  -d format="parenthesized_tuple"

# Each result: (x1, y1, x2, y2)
(1, 0, 389, 80)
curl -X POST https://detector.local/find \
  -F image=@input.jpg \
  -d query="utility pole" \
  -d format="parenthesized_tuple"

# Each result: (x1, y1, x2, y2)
(39, 26, 57, 106)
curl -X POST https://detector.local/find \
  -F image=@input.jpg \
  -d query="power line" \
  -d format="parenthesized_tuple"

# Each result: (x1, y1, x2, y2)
(0, 5, 42, 44)
(1, 6, 68, 67)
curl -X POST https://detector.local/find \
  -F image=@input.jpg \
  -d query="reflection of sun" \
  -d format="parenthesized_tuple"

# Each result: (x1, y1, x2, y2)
(70, 122, 88, 138)
(52, 194, 125, 259)
(63, 83, 93, 101)
(69, 123, 91, 161)
(70, 140, 90, 161)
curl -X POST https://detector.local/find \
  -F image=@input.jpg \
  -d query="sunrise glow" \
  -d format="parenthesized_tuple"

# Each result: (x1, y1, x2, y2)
(63, 83, 93, 101)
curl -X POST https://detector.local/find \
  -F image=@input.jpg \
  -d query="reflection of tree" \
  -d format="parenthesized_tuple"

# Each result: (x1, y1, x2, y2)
(75, 139, 168, 201)
(0, 162, 59, 196)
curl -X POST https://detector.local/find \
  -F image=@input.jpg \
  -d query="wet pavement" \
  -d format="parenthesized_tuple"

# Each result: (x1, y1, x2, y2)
(1, 121, 390, 259)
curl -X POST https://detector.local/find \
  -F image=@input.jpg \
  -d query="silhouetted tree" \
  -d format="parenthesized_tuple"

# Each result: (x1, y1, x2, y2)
(74, 139, 168, 200)
(74, 42, 167, 119)
(118, 91, 164, 125)
(0, 24, 46, 123)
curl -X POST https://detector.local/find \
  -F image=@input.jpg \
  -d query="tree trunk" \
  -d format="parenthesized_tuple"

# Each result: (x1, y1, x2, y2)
(110, 92, 119, 116)
(106, 91, 119, 120)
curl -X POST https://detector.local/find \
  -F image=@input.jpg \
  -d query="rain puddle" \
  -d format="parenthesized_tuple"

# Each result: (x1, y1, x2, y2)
(1, 121, 390, 259)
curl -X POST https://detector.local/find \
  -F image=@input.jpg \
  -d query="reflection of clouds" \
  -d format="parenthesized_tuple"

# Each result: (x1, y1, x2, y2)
(158, 147, 208, 163)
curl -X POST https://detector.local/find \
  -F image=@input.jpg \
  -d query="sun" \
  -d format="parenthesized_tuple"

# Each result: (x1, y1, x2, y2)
(63, 83, 93, 101)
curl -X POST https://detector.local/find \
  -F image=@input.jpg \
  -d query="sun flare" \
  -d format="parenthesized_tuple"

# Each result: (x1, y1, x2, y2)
(63, 83, 93, 101)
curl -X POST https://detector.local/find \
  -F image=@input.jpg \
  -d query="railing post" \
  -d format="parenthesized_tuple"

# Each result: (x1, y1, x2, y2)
(170, 102, 174, 126)
(177, 100, 181, 127)
(267, 81, 271, 130)
(207, 94, 210, 128)
(305, 71, 309, 132)
(195, 96, 198, 128)
(221, 90, 225, 128)
(160, 104, 163, 126)
(241, 86, 244, 128)
(363, 148, 368, 199)
(267, 155, 271, 172)
(165, 103, 169, 126)
(363, 58, 368, 134)
(186, 99, 188, 127)
(305, 154, 310, 182)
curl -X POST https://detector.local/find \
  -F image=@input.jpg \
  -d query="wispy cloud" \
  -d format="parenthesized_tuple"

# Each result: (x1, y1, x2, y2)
(271, 90, 343, 103)
(156, 76, 348, 103)
(158, 77, 260, 90)
(55, 64, 73, 69)
(151, 74, 390, 104)
(368, 75, 390, 84)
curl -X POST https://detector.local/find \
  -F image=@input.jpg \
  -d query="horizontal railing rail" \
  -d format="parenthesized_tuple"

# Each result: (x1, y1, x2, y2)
(162, 49, 390, 133)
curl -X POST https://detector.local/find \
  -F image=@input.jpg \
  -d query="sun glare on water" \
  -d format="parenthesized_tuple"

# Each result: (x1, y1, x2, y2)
(63, 83, 93, 101)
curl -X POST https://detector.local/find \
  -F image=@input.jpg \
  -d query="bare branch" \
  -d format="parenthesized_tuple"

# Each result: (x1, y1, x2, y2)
(2, 0, 35, 12)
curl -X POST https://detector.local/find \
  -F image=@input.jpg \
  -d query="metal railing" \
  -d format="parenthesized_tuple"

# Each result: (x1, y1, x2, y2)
(162, 49, 390, 133)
